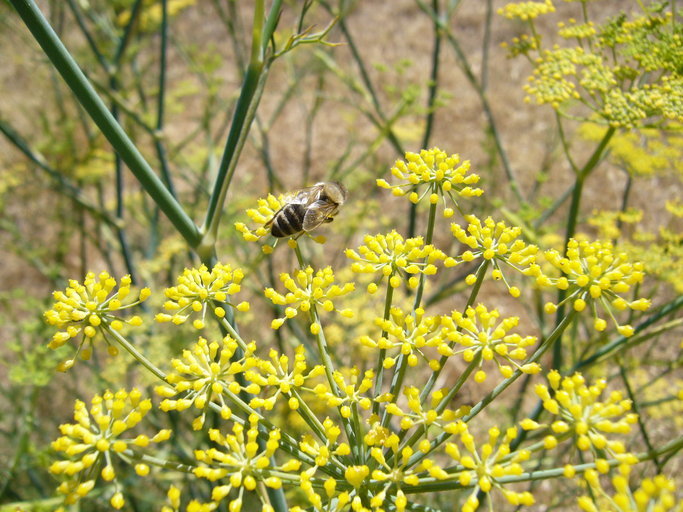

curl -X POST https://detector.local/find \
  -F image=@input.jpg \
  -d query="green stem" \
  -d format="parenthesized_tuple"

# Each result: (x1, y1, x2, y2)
(552, 126, 615, 370)
(419, 259, 490, 403)
(10, 0, 200, 247)
(371, 282, 394, 416)
(105, 327, 167, 382)
(201, 0, 283, 259)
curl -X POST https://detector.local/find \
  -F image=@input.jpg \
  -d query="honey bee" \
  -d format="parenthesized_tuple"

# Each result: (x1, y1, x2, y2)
(266, 181, 347, 238)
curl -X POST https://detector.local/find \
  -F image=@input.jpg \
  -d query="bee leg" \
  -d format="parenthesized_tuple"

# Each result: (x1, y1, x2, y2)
(293, 232, 306, 240)
(324, 217, 334, 223)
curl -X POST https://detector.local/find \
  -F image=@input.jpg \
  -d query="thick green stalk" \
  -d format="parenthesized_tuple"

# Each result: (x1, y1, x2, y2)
(10, 0, 201, 248)
(201, 0, 283, 258)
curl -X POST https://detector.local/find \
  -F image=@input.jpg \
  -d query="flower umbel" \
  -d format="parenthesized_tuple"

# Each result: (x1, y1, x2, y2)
(264, 266, 355, 330)
(448, 304, 541, 382)
(155, 263, 248, 330)
(235, 193, 286, 245)
(44, 272, 149, 370)
(156, 335, 257, 429)
(535, 371, 638, 456)
(194, 414, 293, 511)
(346, 230, 447, 290)
(451, 215, 538, 296)
(49, 389, 171, 509)
(377, 148, 482, 217)
(446, 423, 535, 511)
(536, 239, 649, 336)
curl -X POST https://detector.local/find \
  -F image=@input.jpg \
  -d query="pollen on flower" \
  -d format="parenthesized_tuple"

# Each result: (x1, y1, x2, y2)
(498, 0, 554, 21)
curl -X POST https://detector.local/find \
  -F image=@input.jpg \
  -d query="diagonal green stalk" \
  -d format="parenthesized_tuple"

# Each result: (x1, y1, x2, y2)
(10, 0, 201, 248)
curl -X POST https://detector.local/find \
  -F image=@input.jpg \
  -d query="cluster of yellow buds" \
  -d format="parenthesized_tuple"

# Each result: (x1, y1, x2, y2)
(248, 346, 325, 411)
(264, 266, 354, 331)
(534, 371, 638, 456)
(578, 465, 680, 512)
(384, 386, 460, 431)
(446, 423, 535, 510)
(312, 367, 373, 418)
(156, 335, 258, 429)
(346, 230, 447, 290)
(497, 0, 555, 21)
(194, 414, 292, 511)
(448, 304, 540, 382)
(359, 307, 453, 370)
(44, 272, 149, 370)
(377, 148, 482, 217)
(451, 215, 538, 296)
(50, 389, 171, 509)
(155, 263, 248, 329)
(532, 239, 649, 335)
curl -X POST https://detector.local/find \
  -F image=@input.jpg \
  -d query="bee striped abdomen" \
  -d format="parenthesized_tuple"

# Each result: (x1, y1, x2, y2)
(271, 203, 306, 237)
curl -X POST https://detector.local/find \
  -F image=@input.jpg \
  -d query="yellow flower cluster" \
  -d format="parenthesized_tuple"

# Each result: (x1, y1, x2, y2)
(359, 307, 453, 369)
(194, 414, 293, 512)
(313, 367, 373, 419)
(384, 386, 461, 431)
(264, 266, 354, 331)
(578, 465, 681, 512)
(557, 20, 596, 40)
(234, 193, 285, 244)
(448, 304, 540, 382)
(156, 335, 257, 429)
(498, 0, 555, 21)
(248, 346, 325, 411)
(297, 419, 352, 508)
(155, 263, 248, 329)
(446, 423, 535, 510)
(44, 272, 149, 369)
(451, 215, 538, 296)
(533, 239, 649, 336)
(50, 389, 171, 509)
(535, 371, 638, 455)
(377, 148, 482, 216)
(346, 230, 447, 290)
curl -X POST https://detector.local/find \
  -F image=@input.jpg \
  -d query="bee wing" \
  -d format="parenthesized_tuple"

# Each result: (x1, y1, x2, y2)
(303, 201, 338, 231)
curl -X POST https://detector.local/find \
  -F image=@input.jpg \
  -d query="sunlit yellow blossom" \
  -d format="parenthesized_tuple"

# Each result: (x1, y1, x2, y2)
(535, 371, 638, 456)
(578, 464, 681, 512)
(117, 0, 196, 31)
(451, 215, 538, 296)
(50, 389, 170, 507)
(384, 386, 462, 432)
(290, 419, 351, 509)
(264, 266, 354, 329)
(557, 20, 596, 40)
(312, 367, 373, 418)
(194, 415, 293, 511)
(446, 423, 535, 509)
(156, 335, 257, 429)
(448, 304, 540, 381)
(346, 230, 446, 290)
(44, 272, 149, 369)
(498, 0, 554, 21)
(535, 239, 649, 336)
(155, 263, 247, 329)
(377, 148, 482, 216)
(501, 34, 539, 58)
(359, 307, 454, 369)
(249, 346, 325, 410)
